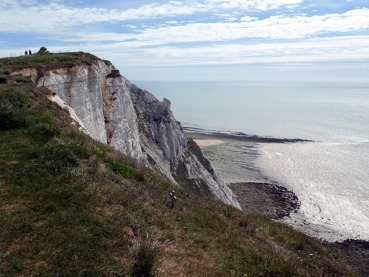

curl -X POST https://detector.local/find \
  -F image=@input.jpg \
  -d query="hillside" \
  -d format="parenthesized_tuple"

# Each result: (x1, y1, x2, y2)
(0, 53, 358, 276)
(1, 51, 239, 208)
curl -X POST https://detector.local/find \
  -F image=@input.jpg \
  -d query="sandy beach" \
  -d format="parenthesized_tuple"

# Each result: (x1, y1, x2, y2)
(194, 139, 224, 147)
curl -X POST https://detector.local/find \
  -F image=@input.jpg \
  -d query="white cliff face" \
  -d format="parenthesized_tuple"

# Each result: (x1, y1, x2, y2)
(103, 75, 146, 164)
(37, 63, 108, 144)
(36, 60, 144, 162)
(183, 149, 241, 208)
(47, 94, 89, 134)
(129, 85, 187, 181)
(130, 84, 241, 208)
(16, 53, 239, 208)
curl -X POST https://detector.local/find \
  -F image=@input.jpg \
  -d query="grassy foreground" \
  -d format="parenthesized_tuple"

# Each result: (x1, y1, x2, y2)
(0, 57, 358, 276)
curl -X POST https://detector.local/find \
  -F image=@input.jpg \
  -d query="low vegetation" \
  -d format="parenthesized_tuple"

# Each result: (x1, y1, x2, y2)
(0, 49, 102, 77)
(0, 53, 77, 75)
(0, 55, 359, 276)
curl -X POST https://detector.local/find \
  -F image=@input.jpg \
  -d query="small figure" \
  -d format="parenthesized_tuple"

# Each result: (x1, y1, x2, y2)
(169, 190, 177, 209)
(25, 50, 28, 55)
(28, 50, 32, 55)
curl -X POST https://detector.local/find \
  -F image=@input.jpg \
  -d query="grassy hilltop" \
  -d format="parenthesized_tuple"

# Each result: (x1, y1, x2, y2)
(0, 53, 358, 276)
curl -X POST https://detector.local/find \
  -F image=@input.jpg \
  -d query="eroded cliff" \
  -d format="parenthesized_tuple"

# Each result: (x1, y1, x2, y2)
(130, 84, 240, 207)
(14, 52, 240, 208)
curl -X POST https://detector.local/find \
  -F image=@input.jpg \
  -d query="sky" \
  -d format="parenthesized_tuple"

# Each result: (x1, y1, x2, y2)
(1, 0, 369, 81)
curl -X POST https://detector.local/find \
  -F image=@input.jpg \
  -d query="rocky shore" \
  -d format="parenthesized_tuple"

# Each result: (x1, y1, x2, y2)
(185, 126, 311, 144)
(187, 127, 369, 276)
(231, 181, 369, 275)
(325, 240, 369, 276)
(228, 182, 300, 219)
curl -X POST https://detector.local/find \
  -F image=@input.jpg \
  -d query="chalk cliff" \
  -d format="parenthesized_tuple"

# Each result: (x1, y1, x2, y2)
(17, 53, 240, 208)
(129, 84, 240, 207)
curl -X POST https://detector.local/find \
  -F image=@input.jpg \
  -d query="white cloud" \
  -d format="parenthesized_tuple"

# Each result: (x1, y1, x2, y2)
(119, 36, 369, 66)
(20, 0, 38, 6)
(205, 0, 302, 10)
(2, 35, 362, 68)
(0, 0, 16, 8)
(240, 16, 258, 22)
(48, 8, 369, 46)
(2, 35, 369, 74)
(0, 0, 304, 33)
(1, 0, 369, 76)
(116, 8, 369, 44)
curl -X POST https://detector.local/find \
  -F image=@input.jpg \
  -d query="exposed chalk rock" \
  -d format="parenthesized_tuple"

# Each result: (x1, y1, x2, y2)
(130, 84, 240, 208)
(15, 52, 240, 208)
(36, 59, 145, 162)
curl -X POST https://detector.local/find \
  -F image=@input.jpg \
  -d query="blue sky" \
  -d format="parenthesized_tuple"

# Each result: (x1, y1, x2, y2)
(1, 0, 369, 81)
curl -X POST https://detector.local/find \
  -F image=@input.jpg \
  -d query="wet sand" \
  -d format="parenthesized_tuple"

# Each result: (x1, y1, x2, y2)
(188, 127, 369, 275)
(193, 139, 223, 147)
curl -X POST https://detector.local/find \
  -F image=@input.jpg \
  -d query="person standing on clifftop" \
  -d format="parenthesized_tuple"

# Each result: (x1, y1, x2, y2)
(24, 50, 27, 55)
(28, 50, 32, 55)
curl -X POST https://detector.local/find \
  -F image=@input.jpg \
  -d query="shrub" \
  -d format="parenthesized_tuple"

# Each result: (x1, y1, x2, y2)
(37, 46, 49, 55)
(108, 162, 137, 178)
(239, 216, 249, 228)
(0, 88, 27, 108)
(132, 242, 160, 277)
(222, 207, 236, 219)
(0, 109, 29, 130)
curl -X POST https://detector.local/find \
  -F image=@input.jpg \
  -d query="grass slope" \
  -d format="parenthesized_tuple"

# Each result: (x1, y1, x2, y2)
(0, 51, 103, 80)
(0, 56, 358, 276)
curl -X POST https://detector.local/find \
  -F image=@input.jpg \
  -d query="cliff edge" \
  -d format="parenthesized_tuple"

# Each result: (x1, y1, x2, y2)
(10, 52, 239, 208)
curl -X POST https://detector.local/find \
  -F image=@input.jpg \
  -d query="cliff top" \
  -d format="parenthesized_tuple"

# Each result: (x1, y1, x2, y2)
(0, 56, 358, 276)
(0, 51, 108, 76)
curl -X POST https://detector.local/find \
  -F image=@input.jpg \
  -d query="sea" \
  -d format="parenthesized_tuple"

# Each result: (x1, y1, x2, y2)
(134, 80, 369, 242)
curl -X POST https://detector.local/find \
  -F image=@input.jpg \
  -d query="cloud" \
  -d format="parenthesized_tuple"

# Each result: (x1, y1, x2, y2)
(240, 16, 258, 22)
(0, 0, 304, 33)
(1, 0, 369, 76)
(58, 8, 369, 45)
(120, 36, 369, 66)
(204, 0, 302, 10)
(142, 8, 369, 42)
(4, 35, 362, 69)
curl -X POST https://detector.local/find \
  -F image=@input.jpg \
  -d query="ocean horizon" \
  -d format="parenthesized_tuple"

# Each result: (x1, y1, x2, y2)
(135, 79, 369, 241)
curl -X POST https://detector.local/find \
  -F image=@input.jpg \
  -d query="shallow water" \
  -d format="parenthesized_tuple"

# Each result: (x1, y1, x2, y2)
(136, 80, 369, 241)
(259, 141, 369, 241)
(201, 140, 265, 183)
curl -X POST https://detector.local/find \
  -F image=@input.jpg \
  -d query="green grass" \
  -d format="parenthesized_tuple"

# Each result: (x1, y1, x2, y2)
(108, 161, 138, 178)
(0, 66, 359, 276)
(0, 53, 78, 74)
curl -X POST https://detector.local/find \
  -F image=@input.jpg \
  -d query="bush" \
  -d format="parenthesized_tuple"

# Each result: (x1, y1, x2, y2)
(108, 162, 137, 178)
(37, 46, 49, 55)
(132, 242, 160, 277)
(222, 207, 236, 219)
(0, 88, 27, 108)
(239, 216, 249, 228)
(0, 109, 29, 130)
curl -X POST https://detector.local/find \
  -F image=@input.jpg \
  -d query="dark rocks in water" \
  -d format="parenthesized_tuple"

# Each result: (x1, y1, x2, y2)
(184, 126, 311, 144)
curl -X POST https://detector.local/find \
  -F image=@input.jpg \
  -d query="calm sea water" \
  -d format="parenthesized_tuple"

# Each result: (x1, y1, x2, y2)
(135, 80, 369, 241)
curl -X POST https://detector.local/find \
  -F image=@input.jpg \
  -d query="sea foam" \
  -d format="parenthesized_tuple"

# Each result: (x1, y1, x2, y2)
(258, 140, 369, 241)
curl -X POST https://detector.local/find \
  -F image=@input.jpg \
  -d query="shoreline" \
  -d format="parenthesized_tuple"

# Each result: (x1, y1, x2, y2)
(185, 127, 307, 221)
(186, 127, 369, 275)
(193, 139, 224, 147)
(185, 126, 311, 144)
(228, 182, 300, 219)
